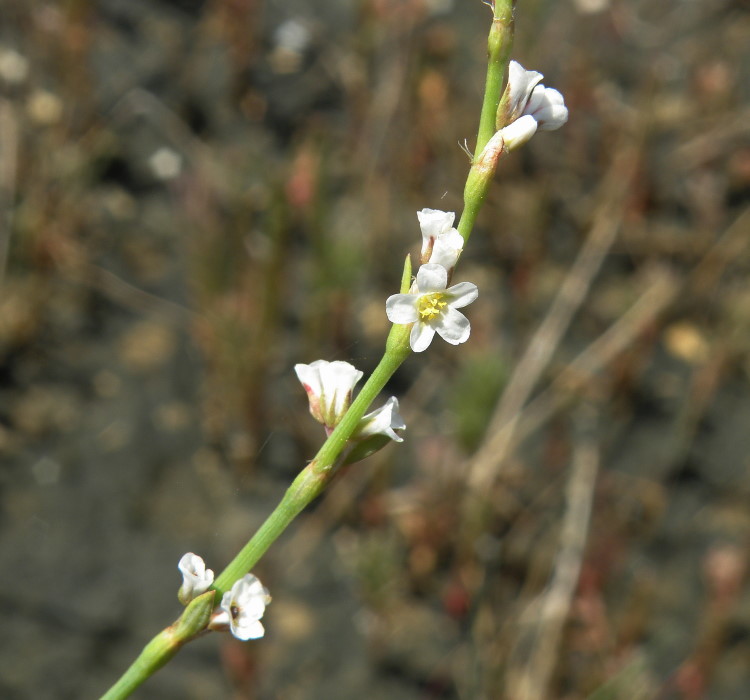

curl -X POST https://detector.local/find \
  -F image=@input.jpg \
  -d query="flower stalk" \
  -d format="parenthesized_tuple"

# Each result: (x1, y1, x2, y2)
(97, 2, 562, 696)
(475, 0, 515, 155)
(457, 0, 515, 244)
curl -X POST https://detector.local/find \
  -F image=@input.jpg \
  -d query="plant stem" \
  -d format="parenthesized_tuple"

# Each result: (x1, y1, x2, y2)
(100, 630, 178, 700)
(459, 0, 514, 245)
(475, 0, 515, 155)
(100, 592, 215, 700)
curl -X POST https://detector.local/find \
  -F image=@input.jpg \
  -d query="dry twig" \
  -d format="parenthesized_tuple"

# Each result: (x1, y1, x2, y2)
(0, 99, 19, 289)
(466, 137, 641, 496)
(505, 404, 601, 700)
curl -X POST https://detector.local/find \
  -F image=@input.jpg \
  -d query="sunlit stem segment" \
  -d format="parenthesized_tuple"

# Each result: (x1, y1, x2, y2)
(475, 0, 515, 154)
(100, 591, 216, 700)
(459, 0, 514, 245)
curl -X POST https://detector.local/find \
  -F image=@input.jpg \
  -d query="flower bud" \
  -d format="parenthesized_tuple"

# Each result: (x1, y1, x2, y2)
(178, 553, 214, 605)
(295, 360, 363, 431)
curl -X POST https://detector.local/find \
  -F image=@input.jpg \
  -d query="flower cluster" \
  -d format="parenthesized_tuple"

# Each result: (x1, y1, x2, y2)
(178, 553, 271, 642)
(384, 60, 567, 353)
(295, 360, 405, 450)
(384, 208, 478, 353)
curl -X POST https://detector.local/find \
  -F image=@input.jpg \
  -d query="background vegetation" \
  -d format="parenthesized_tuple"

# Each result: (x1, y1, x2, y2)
(1, 0, 749, 698)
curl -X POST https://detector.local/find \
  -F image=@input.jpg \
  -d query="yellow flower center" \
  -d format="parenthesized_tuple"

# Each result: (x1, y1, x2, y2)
(417, 292, 448, 321)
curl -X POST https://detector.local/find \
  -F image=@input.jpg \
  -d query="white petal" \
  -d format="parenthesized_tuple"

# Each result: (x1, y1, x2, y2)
(524, 85, 546, 116)
(418, 209, 455, 259)
(526, 86, 568, 130)
(208, 610, 231, 630)
(537, 104, 568, 131)
(242, 576, 268, 599)
(382, 396, 406, 433)
(220, 574, 271, 641)
(415, 263, 448, 292)
(179, 552, 205, 578)
(417, 208, 455, 239)
(295, 360, 362, 427)
(435, 307, 471, 345)
(507, 60, 544, 122)
(428, 229, 464, 269)
(316, 361, 362, 394)
(178, 552, 214, 602)
(242, 595, 267, 619)
(500, 114, 538, 151)
(447, 281, 478, 309)
(319, 361, 363, 416)
(220, 587, 234, 606)
(234, 620, 265, 641)
(410, 322, 436, 352)
(539, 106, 568, 130)
(357, 396, 406, 442)
(294, 362, 323, 396)
(386, 294, 419, 324)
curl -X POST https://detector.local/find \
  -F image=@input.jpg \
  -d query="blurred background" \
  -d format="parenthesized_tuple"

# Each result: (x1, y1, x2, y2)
(1, 0, 749, 698)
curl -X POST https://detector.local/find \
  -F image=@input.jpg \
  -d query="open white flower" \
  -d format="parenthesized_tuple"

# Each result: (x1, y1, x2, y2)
(295, 360, 363, 430)
(210, 574, 271, 641)
(417, 209, 464, 268)
(499, 60, 568, 150)
(355, 396, 405, 443)
(386, 263, 478, 352)
(178, 552, 214, 605)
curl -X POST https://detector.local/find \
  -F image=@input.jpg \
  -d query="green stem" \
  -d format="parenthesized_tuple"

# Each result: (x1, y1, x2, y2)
(459, 0, 514, 246)
(100, 592, 215, 700)
(475, 0, 515, 155)
(100, 630, 178, 700)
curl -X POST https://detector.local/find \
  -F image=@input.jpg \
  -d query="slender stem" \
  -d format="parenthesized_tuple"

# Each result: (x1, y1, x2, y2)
(458, 0, 514, 246)
(475, 0, 515, 155)
(100, 630, 178, 700)
(99, 5, 515, 695)
(101, 592, 215, 700)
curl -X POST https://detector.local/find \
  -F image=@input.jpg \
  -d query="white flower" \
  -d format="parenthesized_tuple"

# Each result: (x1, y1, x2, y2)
(210, 574, 271, 641)
(429, 227, 464, 270)
(499, 60, 568, 150)
(385, 263, 478, 352)
(178, 552, 214, 604)
(417, 208, 465, 268)
(295, 360, 363, 430)
(355, 396, 406, 443)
